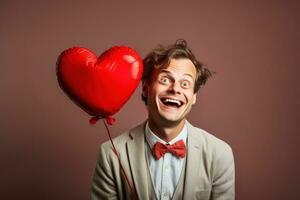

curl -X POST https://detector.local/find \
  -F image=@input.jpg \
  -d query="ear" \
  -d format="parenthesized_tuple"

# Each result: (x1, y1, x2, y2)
(142, 81, 149, 98)
(192, 93, 197, 105)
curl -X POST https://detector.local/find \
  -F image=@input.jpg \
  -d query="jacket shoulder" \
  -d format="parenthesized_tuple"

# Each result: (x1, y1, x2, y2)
(101, 130, 130, 150)
(99, 121, 145, 153)
(189, 125, 232, 153)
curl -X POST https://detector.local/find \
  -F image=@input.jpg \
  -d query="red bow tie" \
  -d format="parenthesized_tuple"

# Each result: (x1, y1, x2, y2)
(153, 140, 186, 160)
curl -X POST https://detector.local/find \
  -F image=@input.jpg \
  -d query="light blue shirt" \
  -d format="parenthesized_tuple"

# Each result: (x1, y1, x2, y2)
(145, 121, 187, 200)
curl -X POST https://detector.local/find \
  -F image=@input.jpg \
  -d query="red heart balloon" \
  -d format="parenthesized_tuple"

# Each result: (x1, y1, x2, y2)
(56, 46, 143, 118)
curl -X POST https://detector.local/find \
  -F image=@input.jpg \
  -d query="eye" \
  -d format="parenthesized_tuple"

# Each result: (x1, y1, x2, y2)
(159, 77, 170, 85)
(181, 80, 191, 89)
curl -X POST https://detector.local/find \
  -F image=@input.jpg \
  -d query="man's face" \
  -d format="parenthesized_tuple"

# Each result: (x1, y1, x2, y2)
(143, 58, 197, 126)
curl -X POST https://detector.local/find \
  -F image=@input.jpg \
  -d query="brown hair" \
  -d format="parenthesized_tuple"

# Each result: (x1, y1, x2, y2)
(142, 39, 214, 103)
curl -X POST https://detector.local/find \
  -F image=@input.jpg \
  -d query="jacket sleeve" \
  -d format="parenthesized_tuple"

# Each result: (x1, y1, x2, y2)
(210, 144, 235, 200)
(91, 143, 118, 200)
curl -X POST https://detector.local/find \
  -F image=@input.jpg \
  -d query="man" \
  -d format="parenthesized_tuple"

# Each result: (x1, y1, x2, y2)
(91, 39, 235, 200)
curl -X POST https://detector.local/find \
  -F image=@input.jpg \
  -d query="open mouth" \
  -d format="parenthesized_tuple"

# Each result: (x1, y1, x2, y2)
(160, 97, 184, 108)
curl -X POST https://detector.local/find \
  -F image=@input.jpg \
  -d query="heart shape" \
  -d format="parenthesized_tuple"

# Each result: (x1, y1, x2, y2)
(56, 46, 143, 118)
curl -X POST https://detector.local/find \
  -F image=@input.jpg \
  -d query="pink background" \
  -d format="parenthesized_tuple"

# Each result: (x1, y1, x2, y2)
(1, 0, 299, 199)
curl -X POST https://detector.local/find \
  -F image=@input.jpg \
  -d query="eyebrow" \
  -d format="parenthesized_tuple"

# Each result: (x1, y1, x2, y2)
(160, 69, 194, 80)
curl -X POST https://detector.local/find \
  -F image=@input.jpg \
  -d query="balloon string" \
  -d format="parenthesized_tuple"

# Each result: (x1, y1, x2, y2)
(102, 120, 138, 200)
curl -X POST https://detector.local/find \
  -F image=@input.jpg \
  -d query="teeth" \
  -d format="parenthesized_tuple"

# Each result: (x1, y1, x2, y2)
(163, 98, 182, 106)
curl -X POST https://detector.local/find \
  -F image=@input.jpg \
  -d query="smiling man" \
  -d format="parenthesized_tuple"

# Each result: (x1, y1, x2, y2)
(91, 39, 235, 200)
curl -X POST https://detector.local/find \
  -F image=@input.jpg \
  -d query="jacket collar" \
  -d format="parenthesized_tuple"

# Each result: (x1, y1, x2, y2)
(126, 121, 157, 200)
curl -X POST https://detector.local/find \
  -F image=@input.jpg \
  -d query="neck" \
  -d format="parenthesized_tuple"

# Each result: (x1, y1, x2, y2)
(148, 118, 185, 142)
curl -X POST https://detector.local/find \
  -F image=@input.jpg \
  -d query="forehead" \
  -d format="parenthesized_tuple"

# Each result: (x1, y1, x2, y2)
(157, 58, 197, 79)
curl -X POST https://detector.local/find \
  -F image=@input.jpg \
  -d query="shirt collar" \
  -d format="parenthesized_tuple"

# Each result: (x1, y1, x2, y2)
(145, 120, 187, 149)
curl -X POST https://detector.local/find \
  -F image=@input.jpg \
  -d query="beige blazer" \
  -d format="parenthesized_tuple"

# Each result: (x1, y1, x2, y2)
(91, 121, 235, 200)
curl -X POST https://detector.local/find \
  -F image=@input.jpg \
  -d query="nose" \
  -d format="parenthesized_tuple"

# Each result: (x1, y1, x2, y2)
(168, 81, 181, 94)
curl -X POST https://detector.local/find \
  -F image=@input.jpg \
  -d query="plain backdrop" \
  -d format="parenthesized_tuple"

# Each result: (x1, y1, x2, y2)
(0, 0, 299, 199)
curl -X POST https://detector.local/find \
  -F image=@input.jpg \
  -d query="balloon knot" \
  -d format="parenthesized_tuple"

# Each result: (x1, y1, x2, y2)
(89, 116, 100, 125)
(106, 116, 116, 125)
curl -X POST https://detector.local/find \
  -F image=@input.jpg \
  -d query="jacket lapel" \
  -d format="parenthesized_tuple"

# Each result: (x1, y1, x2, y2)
(182, 121, 203, 199)
(126, 122, 156, 200)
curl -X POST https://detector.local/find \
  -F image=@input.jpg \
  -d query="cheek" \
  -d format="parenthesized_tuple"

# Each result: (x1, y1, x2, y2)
(187, 96, 196, 106)
(148, 87, 160, 101)
(185, 91, 195, 100)
(150, 83, 165, 94)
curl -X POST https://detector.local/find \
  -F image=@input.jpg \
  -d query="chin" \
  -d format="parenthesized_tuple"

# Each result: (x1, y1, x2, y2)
(158, 113, 185, 124)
